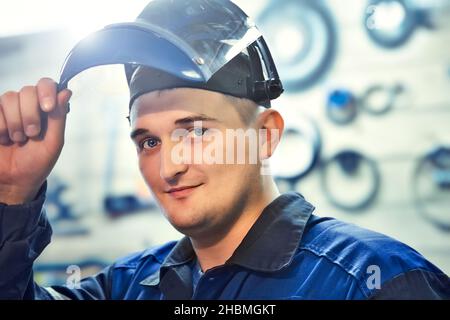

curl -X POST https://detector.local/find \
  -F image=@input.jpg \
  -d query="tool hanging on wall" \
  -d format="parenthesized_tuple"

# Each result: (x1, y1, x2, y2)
(257, 0, 336, 91)
(44, 176, 89, 236)
(320, 150, 381, 212)
(326, 89, 358, 125)
(363, 0, 435, 49)
(412, 146, 450, 232)
(326, 83, 404, 125)
(271, 116, 322, 192)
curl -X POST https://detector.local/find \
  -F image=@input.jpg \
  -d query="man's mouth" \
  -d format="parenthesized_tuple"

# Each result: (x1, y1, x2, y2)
(165, 184, 203, 199)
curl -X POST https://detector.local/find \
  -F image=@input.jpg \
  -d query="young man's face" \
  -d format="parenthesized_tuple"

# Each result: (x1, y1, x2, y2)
(129, 88, 264, 238)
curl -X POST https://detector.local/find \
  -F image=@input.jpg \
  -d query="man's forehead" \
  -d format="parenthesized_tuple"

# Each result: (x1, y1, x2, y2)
(130, 88, 241, 125)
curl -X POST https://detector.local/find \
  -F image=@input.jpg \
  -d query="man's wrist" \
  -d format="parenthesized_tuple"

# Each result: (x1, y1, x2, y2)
(0, 183, 46, 206)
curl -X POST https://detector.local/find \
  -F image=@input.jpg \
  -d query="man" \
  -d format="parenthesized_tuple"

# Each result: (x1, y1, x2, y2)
(0, 0, 449, 300)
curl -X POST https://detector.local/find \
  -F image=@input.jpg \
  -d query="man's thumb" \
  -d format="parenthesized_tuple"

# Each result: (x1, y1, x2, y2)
(45, 89, 72, 145)
(46, 89, 72, 135)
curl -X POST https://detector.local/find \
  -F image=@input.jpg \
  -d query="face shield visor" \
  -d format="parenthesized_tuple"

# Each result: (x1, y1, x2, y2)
(57, 0, 283, 108)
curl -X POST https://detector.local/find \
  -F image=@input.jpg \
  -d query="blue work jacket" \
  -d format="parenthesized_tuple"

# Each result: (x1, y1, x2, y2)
(0, 183, 449, 299)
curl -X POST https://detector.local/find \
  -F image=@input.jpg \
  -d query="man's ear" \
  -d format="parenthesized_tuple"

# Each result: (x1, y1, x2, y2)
(257, 109, 284, 160)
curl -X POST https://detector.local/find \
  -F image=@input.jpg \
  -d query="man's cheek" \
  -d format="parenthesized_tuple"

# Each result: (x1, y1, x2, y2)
(139, 166, 158, 191)
(145, 175, 160, 191)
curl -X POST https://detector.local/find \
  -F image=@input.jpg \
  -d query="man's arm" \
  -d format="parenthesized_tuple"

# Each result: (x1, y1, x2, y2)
(0, 181, 112, 300)
(0, 181, 51, 299)
(0, 78, 106, 299)
(369, 269, 450, 300)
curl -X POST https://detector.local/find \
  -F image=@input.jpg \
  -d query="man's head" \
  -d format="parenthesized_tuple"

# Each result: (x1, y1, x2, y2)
(54, 0, 285, 238)
(129, 88, 284, 238)
(125, 0, 285, 238)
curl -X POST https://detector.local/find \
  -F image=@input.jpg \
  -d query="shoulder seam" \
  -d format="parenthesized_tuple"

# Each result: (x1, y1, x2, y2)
(298, 244, 371, 298)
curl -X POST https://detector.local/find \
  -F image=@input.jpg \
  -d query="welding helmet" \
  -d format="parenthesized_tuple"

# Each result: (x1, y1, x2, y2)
(57, 0, 284, 109)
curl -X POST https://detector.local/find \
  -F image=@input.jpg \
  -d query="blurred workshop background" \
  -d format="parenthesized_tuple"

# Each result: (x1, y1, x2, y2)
(1, 0, 449, 286)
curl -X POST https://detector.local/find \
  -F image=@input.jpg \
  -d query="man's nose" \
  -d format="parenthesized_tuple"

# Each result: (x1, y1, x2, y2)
(159, 142, 188, 182)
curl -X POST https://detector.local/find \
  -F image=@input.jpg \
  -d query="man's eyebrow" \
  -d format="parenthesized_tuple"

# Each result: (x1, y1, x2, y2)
(174, 114, 219, 126)
(130, 128, 151, 140)
(130, 114, 219, 140)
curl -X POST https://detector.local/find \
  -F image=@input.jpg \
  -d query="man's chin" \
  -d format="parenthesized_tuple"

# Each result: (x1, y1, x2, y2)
(160, 192, 216, 235)
(170, 222, 206, 238)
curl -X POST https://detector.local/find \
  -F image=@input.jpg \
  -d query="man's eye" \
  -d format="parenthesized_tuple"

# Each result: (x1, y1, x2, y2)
(141, 138, 159, 149)
(189, 127, 208, 138)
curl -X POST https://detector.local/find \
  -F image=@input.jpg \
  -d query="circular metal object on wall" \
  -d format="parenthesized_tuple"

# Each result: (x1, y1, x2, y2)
(271, 116, 322, 186)
(413, 146, 450, 231)
(364, 0, 426, 49)
(320, 150, 381, 212)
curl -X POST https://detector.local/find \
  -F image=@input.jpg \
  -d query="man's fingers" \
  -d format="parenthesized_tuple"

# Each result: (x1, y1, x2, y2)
(56, 89, 72, 115)
(0, 80, 71, 146)
(44, 89, 72, 142)
(37, 78, 57, 112)
(19, 86, 41, 138)
(0, 91, 26, 143)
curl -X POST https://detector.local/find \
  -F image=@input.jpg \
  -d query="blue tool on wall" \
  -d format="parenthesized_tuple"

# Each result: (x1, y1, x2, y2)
(326, 89, 358, 125)
(257, 0, 337, 91)
(413, 146, 450, 232)
(45, 178, 76, 222)
(104, 193, 156, 217)
(326, 84, 404, 125)
(44, 176, 89, 236)
(320, 150, 381, 212)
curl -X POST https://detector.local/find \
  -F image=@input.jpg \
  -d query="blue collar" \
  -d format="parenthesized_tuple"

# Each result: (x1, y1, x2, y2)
(140, 192, 315, 287)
